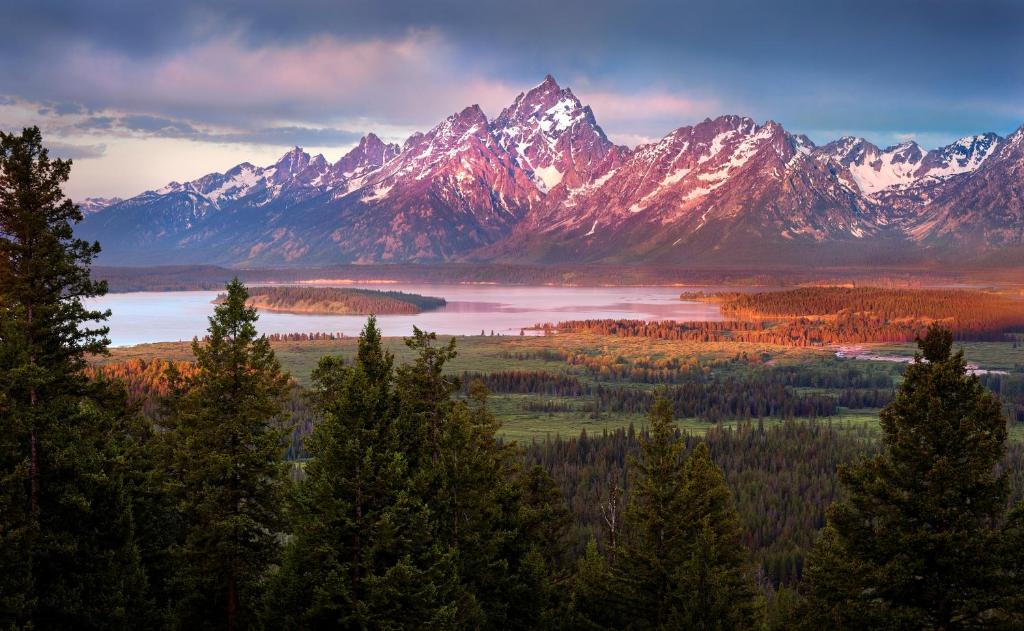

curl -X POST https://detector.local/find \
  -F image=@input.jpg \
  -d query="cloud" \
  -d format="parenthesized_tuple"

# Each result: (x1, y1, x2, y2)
(2, 90, 372, 150)
(47, 142, 107, 160)
(3, 0, 1023, 198)
(120, 114, 198, 135)
(203, 126, 365, 147)
(53, 102, 85, 115)
(4, 2, 1022, 147)
(75, 116, 116, 130)
(114, 114, 365, 147)
(575, 87, 720, 140)
(583, 91, 715, 123)
(14, 30, 518, 133)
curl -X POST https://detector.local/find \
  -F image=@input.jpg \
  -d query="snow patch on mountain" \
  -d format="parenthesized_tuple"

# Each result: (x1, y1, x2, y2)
(846, 142, 925, 194)
(532, 164, 564, 191)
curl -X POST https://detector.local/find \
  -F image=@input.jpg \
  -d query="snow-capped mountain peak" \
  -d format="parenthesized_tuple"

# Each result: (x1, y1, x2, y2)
(920, 132, 1000, 178)
(816, 133, 1003, 196)
(274, 146, 310, 175)
(491, 75, 627, 192)
(327, 133, 401, 187)
(77, 196, 123, 214)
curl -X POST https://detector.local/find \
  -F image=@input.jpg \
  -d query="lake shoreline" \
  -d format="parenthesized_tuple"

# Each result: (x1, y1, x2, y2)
(87, 284, 724, 347)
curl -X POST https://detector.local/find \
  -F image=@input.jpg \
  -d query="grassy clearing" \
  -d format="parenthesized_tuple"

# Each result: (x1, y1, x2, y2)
(97, 333, 1020, 442)
(495, 399, 882, 443)
(869, 341, 1024, 372)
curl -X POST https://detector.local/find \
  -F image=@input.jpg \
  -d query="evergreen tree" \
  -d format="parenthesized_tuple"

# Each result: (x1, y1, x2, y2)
(393, 330, 564, 628)
(803, 324, 1019, 629)
(165, 279, 291, 630)
(614, 398, 758, 630)
(615, 397, 687, 628)
(517, 464, 573, 628)
(394, 327, 460, 468)
(0, 126, 147, 628)
(672, 443, 759, 629)
(569, 539, 618, 630)
(434, 380, 555, 629)
(518, 464, 572, 573)
(268, 317, 460, 628)
(273, 325, 569, 629)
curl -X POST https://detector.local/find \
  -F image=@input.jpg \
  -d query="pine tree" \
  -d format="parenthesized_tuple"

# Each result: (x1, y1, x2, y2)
(803, 324, 1019, 629)
(433, 380, 556, 629)
(569, 539, 618, 630)
(614, 398, 758, 630)
(394, 327, 460, 467)
(615, 397, 687, 628)
(268, 317, 460, 628)
(672, 443, 759, 629)
(519, 464, 572, 573)
(390, 331, 571, 628)
(517, 464, 573, 628)
(0, 126, 147, 628)
(165, 279, 291, 630)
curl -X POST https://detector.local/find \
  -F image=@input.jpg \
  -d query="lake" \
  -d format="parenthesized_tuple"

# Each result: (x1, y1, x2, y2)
(87, 283, 725, 347)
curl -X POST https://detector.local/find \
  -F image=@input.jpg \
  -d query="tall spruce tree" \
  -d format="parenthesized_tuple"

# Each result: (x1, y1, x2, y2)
(271, 324, 569, 629)
(803, 325, 1020, 629)
(0, 126, 147, 628)
(672, 442, 759, 629)
(615, 397, 688, 628)
(267, 317, 461, 628)
(518, 464, 572, 574)
(165, 279, 291, 630)
(614, 398, 758, 630)
(569, 538, 619, 630)
(517, 464, 574, 627)
(436, 380, 557, 629)
(389, 331, 553, 627)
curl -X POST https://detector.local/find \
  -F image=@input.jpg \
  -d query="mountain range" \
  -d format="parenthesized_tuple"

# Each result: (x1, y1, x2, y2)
(78, 75, 1024, 268)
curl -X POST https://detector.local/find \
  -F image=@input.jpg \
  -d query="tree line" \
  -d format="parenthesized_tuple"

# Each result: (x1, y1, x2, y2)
(557, 312, 1024, 346)
(214, 285, 446, 316)
(981, 373, 1024, 424)
(689, 286, 1024, 341)
(265, 331, 346, 341)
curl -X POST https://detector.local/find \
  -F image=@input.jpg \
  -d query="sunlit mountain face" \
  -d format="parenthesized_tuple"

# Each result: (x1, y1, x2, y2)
(77, 75, 1024, 268)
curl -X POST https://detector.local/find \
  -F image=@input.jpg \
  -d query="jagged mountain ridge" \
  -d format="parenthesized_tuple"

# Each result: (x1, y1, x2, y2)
(78, 76, 1024, 267)
(292, 104, 542, 263)
(815, 133, 1001, 196)
(490, 115, 898, 266)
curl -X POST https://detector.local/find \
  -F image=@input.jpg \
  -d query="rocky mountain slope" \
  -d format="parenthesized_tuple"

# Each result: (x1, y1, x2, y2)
(78, 76, 1024, 267)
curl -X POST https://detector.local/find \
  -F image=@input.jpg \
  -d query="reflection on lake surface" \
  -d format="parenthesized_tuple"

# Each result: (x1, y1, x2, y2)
(87, 283, 725, 347)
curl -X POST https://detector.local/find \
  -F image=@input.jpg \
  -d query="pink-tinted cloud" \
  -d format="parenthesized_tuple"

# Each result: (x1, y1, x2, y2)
(45, 31, 523, 130)
(580, 90, 718, 127)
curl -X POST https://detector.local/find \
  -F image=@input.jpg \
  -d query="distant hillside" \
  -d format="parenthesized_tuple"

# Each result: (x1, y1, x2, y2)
(215, 286, 446, 315)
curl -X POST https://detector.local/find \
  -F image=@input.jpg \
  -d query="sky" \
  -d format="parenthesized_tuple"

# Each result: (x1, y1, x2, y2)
(2, 0, 1022, 200)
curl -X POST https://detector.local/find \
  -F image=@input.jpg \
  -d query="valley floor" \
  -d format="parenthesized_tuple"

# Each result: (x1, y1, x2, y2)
(95, 332, 1024, 442)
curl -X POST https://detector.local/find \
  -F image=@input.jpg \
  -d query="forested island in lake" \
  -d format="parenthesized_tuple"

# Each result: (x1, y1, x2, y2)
(213, 285, 447, 315)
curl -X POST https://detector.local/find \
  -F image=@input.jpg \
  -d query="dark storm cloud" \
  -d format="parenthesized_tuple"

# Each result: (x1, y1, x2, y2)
(1, 0, 1022, 147)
